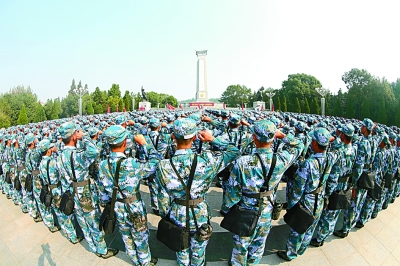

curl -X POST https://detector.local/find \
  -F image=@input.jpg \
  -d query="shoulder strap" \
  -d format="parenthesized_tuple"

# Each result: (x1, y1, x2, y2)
(170, 155, 198, 235)
(255, 153, 277, 191)
(70, 152, 77, 182)
(109, 158, 125, 221)
(46, 159, 51, 185)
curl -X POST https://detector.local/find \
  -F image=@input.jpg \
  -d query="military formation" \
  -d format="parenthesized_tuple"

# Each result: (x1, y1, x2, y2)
(0, 108, 399, 266)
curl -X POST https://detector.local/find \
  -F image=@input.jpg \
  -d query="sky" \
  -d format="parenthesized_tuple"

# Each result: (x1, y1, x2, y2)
(1, 1, 400, 102)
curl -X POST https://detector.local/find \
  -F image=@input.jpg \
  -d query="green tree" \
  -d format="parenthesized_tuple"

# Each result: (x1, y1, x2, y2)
(275, 96, 281, 111)
(44, 99, 54, 120)
(118, 98, 124, 112)
(332, 98, 342, 117)
(94, 103, 103, 114)
(33, 102, 46, 122)
(87, 102, 94, 115)
(0, 85, 38, 125)
(123, 91, 133, 111)
(280, 74, 322, 112)
(0, 111, 11, 128)
(294, 98, 301, 113)
(310, 98, 320, 115)
(377, 98, 387, 124)
(108, 84, 121, 98)
(303, 98, 310, 114)
(17, 104, 29, 125)
(220, 85, 252, 107)
(394, 98, 400, 126)
(282, 96, 287, 112)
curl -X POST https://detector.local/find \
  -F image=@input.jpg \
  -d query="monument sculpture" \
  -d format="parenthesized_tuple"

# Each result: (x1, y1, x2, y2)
(190, 50, 214, 108)
(139, 86, 151, 111)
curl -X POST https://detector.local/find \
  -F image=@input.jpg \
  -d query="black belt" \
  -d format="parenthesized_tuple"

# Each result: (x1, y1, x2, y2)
(174, 197, 204, 206)
(72, 180, 89, 187)
(338, 175, 350, 183)
(243, 190, 274, 199)
(117, 193, 141, 203)
(49, 181, 61, 190)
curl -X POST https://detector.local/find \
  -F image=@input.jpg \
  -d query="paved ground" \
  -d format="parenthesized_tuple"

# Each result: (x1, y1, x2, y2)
(0, 182, 399, 265)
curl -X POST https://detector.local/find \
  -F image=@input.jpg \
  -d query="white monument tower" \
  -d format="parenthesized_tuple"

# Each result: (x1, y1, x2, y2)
(195, 50, 209, 102)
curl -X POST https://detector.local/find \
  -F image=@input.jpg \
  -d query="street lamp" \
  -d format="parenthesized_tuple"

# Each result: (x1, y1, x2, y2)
(316, 87, 329, 116)
(265, 89, 275, 111)
(75, 83, 88, 116)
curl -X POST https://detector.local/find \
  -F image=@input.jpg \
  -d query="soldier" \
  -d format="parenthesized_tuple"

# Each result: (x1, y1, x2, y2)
(57, 121, 118, 258)
(25, 133, 42, 222)
(37, 139, 61, 233)
(277, 127, 341, 261)
(357, 134, 389, 225)
(155, 118, 240, 266)
(98, 125, 159, 265)
(334, 118, 375, 238)
(311, 124, 356, 246)
(143, 117, 172, 215)
(222, 120, 304, 265)
(2, 134, 13, 199)
(382, 132, 399, 208)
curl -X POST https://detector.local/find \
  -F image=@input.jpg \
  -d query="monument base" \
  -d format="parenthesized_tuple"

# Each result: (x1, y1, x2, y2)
(139, 102, 151, 111)
(189, 102, 215, 109)
(253, 101, 265, 111)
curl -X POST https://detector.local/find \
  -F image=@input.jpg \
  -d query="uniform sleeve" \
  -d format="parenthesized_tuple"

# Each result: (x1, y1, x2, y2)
(288, 160, 309, 209)
(221, 162, 242, 213)
(209, 136, 240, 174)
(155, 166, 172, 217)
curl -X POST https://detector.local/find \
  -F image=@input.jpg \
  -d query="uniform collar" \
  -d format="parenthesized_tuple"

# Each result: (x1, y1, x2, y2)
(174, 149, 193, 156)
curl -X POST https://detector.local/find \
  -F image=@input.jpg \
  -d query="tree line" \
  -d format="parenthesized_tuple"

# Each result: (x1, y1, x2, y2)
(219, 68, 400, 126)
(0, 80, 178, 128)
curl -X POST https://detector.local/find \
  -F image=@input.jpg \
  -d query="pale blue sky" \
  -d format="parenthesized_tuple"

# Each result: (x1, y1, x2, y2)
(1, 1, 399, 102)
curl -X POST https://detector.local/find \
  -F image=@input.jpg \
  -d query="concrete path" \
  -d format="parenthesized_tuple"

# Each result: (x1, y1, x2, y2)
(0, 182, 399, 265)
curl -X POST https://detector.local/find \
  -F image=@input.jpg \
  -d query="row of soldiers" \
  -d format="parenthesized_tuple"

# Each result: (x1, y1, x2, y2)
(0, 109, 399, 265)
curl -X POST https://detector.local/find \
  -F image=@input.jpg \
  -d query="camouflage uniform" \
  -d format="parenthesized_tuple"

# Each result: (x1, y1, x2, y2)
(222, 120, 304, 265)
(313, 124, 356, 244)
(99, 125, 160, 265)
(358, 138, 387, 225)
(279, 127, 341, 261)
(40, 139, 82, 240)
(57, 121, 110, 256)
(24, 134, 41, 220)
(143, 118, 172, 214)
(337, 118, 374, 236)
(155, 118, 240, 266)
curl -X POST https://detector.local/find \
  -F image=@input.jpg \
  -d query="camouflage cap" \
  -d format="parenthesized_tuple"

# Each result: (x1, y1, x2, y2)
(173, 118, 197, 139)
(381, 133, 391, 146)
(339, 123, 355, 137)
(115, 115, 127, 125)
(88, 127, 99, 137)
(166, 115, 175, 122)
(37, 139, 54, 153)
(139, 116, 149, 125)
(104, 125, 127, 145)
(252, 120, 276, 143)
(389, 131, 397, 140)
(229, 114, 242, 125)
(295, 121, 306, 132)
(189, 114, 201, 125)
(310, 127, 331, 146)
(221, 110, 230, 117)
(59, 121, 77, 139)
(149, 118, 160, 128)
(362, 118, 375, 131)
(25, 133, 36, 145)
